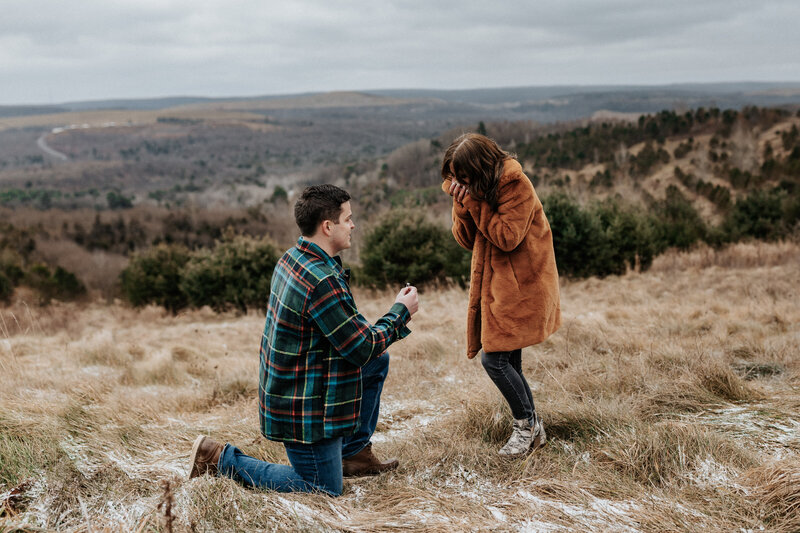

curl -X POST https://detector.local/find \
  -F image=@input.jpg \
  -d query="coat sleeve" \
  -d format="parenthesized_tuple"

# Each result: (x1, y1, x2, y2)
(442, 179, 477, 250)
(465, 174, 535, 252)
(308, 277, 411, 368)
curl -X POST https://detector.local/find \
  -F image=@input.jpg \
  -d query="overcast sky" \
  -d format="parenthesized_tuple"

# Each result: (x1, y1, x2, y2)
(2, 0, 799, 105)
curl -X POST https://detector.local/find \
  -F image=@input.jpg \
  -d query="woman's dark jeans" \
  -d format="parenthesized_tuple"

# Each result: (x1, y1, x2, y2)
(481, 348, 535, 421)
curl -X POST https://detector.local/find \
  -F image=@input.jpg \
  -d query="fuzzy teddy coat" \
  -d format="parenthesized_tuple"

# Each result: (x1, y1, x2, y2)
(442, 159, 561, 359)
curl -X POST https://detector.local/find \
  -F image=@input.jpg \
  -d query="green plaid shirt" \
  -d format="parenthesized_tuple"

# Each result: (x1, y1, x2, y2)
(259, 237, 411, 444)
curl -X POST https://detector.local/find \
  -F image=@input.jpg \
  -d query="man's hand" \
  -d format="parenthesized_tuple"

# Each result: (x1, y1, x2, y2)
(448, 180, 469, 204)
(395, 286, 419, 317)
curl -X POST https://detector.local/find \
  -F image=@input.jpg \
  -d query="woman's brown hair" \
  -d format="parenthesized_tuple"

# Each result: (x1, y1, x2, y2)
(440, 133, 511, 211)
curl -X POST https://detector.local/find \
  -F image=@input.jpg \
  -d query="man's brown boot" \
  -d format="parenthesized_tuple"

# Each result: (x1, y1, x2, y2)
(342, 443, 399, 477)
(189, 435, 225, 479)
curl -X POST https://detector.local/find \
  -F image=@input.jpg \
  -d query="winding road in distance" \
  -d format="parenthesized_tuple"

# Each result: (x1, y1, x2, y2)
(36, 132, 69, 161)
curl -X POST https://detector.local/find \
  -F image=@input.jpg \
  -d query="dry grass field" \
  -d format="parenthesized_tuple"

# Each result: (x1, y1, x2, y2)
(1, 241, 799, 532)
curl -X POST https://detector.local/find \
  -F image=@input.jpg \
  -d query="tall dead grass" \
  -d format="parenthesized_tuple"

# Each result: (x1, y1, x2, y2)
(742, 459, 800, 533)
(650, 240, 800, 272)
(1, 243, 798, 530)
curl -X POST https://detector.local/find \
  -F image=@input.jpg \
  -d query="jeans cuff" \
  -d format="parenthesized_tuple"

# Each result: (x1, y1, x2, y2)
(217, 443, 232, 476)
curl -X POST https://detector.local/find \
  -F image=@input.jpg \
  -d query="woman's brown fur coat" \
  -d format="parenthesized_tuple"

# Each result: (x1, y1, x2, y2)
(442, 159, 561, 359)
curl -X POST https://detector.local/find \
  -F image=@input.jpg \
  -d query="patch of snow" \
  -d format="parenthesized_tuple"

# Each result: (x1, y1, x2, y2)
(349, 484, 365, 501)
(81, 365, 116, 378)
(688, 457, 740, 490)
(60, 435, 96, 476)
(684, 405, 800, 459)
(387, 509, 472, 529)
(16, 477, 50, 528)
(372, 398, 446, 443)
(98, 498, 154, 529)
(488, 506, 507, 522)
(453, 464, 478, 484)
(516, 518, 563, 532)
(106, 449, 187, 479)
(15, 387, 70, 404)
(516, 489, 641, 533)
(327, 500, 349, 521)
(408, 509, 431, 523)
(165, 417, 191, 428)
(559, 441, 576, 453)
(59, 435, 188, 481)
(647, 495, 710, 521)
(272, 495, 322, 523)
(14, 474, 156, 531)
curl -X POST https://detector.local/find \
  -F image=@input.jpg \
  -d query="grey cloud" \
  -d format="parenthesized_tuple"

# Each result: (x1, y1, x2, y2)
(1, 0, 798, 104)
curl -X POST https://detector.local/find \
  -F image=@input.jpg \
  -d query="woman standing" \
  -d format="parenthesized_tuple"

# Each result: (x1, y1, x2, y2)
(441, 133, 561, 456)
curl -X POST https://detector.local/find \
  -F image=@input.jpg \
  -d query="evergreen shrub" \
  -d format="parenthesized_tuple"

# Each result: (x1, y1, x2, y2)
(25, 264, 86, 304)
(593, 200, 660, 274)
(180, 234, 278, 313)
(0, 231, 85, 304)
(543, 192, 607, 278)
(652, 186, 707, 250)
(543, 193, 661, 278)
(359, 209, 470, 288)
(120, 244, 191, 313)
(0, 272, 12, 302)
(722, 189, 791, 242)
(0, 250, 25, 286)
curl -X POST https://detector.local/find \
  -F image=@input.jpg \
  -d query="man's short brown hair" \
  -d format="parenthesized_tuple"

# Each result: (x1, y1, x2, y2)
(294, 184, 351, 236)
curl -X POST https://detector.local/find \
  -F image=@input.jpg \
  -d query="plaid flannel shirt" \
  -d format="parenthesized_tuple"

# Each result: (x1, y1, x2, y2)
(259, 237, 411, 444)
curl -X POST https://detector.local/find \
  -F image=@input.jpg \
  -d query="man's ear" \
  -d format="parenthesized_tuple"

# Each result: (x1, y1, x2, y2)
(319, 220, 332, 237)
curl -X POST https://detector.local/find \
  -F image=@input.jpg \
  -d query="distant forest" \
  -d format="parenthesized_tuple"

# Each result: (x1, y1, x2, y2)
(1, 99, 799, 307)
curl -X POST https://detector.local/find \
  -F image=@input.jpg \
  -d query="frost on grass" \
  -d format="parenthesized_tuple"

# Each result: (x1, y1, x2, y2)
(58, 435, 185, 480)
(372, 397, 447, 443)
(2, 249, 799, 531)
(516, 488, 641, 533)
(688, 457, 740, 490)
(683, 405, 800, 458)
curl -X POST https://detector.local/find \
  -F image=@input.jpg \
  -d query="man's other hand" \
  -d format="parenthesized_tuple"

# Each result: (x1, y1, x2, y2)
(395, 286, 419, 317)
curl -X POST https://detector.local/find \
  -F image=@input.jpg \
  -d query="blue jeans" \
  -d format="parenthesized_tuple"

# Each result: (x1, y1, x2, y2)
(217, 353, 390, 496)
(342, 352, 389, 458)
(219, 437, 343, 495)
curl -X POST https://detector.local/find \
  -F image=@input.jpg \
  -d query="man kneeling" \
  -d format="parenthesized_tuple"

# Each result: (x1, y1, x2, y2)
(188, 184, 418, 495)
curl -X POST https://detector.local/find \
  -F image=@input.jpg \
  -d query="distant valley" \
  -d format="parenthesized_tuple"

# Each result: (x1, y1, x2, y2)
(2, 82, 800, 213)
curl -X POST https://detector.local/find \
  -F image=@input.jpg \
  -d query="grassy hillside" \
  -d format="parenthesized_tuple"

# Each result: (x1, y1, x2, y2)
(511, 107, 800, 217)
(1, 241, 798, 530)
(1, 104, 799, 304)
(1, 94, 799, 530)
(358, 106, 800, 218)
(2, 100, 797, 217)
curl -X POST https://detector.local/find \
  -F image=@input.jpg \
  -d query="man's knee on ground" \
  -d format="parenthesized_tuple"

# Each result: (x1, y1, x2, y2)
(312, 481, 343, 497)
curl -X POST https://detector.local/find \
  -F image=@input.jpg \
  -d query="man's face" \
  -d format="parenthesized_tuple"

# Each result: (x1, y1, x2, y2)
(328, 201, 355, 254)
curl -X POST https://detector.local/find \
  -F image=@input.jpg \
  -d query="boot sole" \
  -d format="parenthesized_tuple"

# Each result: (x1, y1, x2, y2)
(532, 430, 547, 450)
(188, 435, 207, 479)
